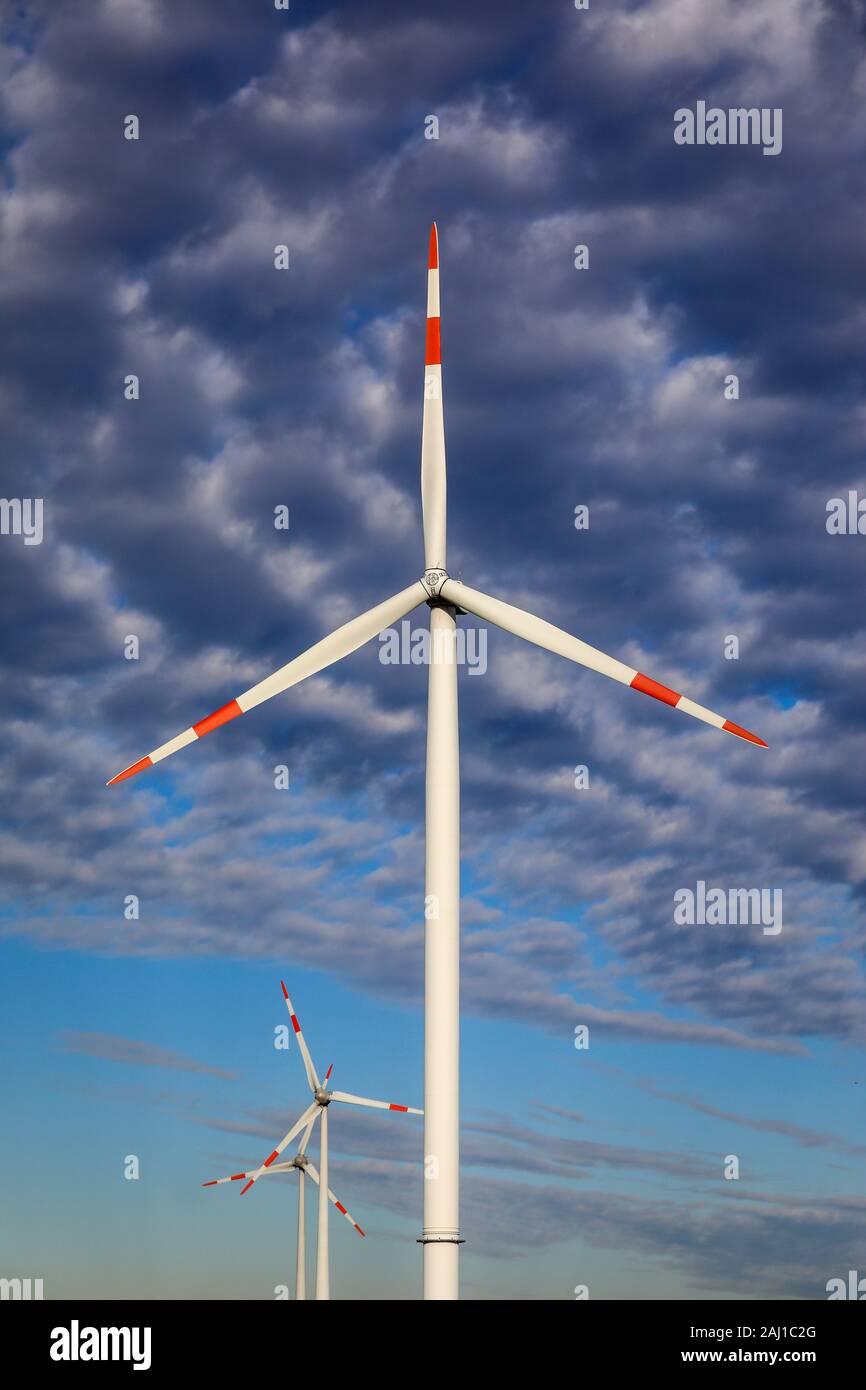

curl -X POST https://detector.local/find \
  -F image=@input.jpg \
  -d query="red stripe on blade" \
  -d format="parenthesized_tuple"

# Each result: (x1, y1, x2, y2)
(240, 1179, 254, 1195)
(193, 699, 242, 738)
(354, 1224, 365, 1237)
(630, 672, 681, 707)
(107, 755, 153, 786)
(263, 1151, 279, 1168)
(335, 1202, 347, 1214)
(723, 719, 768, 748)
(425, 317, 441, 365)
(428, 223, 438, 269)
(202, 1181, 217, 1187)
(389, 1104, 408, 1112)
(290, 1014, 301, 1034)
(230, 1173, 246, 1181)
(280, 981, 289, 999)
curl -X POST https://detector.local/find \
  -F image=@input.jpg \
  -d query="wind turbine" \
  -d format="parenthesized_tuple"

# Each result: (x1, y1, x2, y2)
(203, 982, 421, 1299)
(202, 1104, 365, 1301)
(107, 223, 766, 1300)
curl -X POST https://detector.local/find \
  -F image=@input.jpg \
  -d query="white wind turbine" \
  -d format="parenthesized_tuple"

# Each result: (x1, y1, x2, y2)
(202, 1100, 365, 1301)
(203, 982, 421, 1301)
(108, 223, 767, 1300)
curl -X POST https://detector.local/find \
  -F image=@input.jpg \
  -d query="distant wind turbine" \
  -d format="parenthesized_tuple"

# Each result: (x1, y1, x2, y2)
(109, 224, 766, 1299)
(202, 1100, 364, 1300)
(202, 983, 420, 1300)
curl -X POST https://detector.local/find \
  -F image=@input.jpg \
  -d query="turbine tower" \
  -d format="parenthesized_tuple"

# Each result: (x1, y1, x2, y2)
(108, 224, 766, 1300)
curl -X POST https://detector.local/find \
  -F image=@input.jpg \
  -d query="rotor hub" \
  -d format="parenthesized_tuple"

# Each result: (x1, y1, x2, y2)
(421, 568, 448, 598)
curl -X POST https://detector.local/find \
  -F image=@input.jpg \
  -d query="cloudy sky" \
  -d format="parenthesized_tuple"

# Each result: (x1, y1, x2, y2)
(1, 0, 865, 1300)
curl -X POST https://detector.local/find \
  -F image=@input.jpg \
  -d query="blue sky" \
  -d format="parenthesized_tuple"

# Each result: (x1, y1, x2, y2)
(1, 0, 865, 1300)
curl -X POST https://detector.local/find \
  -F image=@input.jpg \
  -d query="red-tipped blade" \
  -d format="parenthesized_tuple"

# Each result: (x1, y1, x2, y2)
(201, 1170, 250, 1188)
(428, 222, 438, 269)
(107, 756, 153, 786)
(722, 719, 768, 748)
(239, 1100, 321, 1197)
(304, 1159, 366, 1237)
(279, 982, 320, 1092)
(105, 582, 429, 786)
(436, 578, 769, 751)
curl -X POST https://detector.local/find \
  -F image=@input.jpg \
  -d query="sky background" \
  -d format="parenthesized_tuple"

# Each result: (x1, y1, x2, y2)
(1, 0, 865, 1301)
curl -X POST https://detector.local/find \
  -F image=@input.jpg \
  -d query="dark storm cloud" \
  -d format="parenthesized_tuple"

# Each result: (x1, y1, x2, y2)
(2, 0, 866, 1074)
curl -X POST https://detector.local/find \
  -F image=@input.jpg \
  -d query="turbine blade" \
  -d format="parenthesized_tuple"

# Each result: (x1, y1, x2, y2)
(202, 1160, 294, 1186)
(202, 1170, 254, 1187)
(441, 579, 767, 749)
(107, 581, 428, 784)
(304, 1161, 365, 1237)
(281, 982, 320, 1093)
(298, 1110, 320, 1157)
(239, 1101, 320, 1196)
(421, 222, 446, 570)
(330, 1089, 423, 1115)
